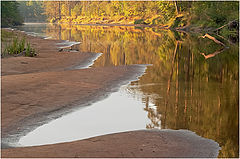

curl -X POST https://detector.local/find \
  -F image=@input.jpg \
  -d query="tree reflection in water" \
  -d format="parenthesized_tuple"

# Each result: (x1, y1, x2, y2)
(44, 24, 238, 157)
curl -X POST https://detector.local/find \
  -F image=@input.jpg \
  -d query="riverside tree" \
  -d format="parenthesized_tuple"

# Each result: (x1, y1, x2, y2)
(1, 1, 23, 27)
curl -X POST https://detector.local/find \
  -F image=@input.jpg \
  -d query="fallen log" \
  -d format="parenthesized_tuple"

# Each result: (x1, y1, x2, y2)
(215, 19, 238, 31)
(199, 33, 225, 46)
(214, 33, 235, 45)
(200, 48, 226, 59)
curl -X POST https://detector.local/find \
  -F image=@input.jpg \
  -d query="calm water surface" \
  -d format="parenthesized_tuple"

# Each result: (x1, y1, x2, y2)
(15, 24, 239, 157)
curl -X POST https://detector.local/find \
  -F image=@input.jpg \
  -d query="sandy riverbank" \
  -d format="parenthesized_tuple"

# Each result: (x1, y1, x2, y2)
(2, 130, 220, 158)
(1, 29, 219, 158)
(1, 29, 146, 146)
(1, 30, 100, 76)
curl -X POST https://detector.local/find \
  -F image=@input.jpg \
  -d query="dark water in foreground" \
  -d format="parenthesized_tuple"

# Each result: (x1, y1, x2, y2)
(16, 23, 238, 157)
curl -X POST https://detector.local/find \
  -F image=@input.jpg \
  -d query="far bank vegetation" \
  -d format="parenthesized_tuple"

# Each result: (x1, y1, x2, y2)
(41, 1, 238, 30)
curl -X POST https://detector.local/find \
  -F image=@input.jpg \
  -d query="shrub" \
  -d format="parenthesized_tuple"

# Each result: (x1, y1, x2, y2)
(25, 42, 36, 57)
(3, 37, 37, 57)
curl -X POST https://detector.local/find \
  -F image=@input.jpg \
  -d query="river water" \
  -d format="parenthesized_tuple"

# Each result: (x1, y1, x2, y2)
(15, 23, 238, 157)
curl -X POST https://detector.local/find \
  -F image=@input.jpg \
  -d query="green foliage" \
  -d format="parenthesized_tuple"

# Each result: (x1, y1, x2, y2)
(3, 37, 36, 57)
(190, 1, 239, 28)
(19, 38, 26, 53)
(25, 42, 36, 57)
(1, 30, 14, 41)
(134, 19, 148, 25)
(1, 1, 23, 27)
(171, 16, 183, 28)
(170, 15, 188, 28)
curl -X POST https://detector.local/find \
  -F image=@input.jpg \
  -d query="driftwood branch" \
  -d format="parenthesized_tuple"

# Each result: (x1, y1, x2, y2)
(215, 19, 238, 31)
(215, 23, 229, 31)
(199, 33, 225, 46)
(214, 33, 235, 45)
(200, 48, 226, 59)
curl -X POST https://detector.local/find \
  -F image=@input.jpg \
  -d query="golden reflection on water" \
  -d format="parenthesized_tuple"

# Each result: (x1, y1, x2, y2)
(44, 24, 239, 157)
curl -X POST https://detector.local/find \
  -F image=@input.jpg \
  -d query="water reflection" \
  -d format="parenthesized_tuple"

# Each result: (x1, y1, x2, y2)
(19, 86, 152, 146)
(17, 24, 238, 157)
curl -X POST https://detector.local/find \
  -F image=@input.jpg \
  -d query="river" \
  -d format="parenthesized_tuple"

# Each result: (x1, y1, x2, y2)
(15, 23, 239, 157)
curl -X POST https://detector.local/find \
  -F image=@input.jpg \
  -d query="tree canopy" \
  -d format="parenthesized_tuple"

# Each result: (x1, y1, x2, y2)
(1, 1, 23, 27)
(41, 1, 238, 29)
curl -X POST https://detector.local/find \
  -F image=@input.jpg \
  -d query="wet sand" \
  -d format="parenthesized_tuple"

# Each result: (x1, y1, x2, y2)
(2, 130, 219, 158)
(1, 29, 219, 158)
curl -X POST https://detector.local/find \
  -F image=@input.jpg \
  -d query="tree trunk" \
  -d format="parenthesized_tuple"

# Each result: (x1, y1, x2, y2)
(175, 1, 179, 15)
(58, 1, 61, 19)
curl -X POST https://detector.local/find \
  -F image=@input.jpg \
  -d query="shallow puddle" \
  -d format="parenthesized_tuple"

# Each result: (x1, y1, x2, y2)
(19, 85, 157, 146)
